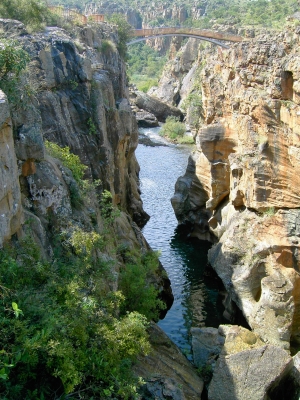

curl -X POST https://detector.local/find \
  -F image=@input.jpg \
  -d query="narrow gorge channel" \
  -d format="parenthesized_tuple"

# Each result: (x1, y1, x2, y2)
(136, 127, 226, 358)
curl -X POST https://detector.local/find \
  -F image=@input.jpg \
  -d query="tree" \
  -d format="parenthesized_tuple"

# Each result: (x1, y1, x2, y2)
(0, 0, 51, 31)
(0, 40, 29, 79)
(106, 13, 133, 59)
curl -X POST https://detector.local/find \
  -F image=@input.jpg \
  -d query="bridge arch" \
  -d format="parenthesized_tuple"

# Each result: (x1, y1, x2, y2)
(128, 27, 244, 48)
(128, 34, 230, 48)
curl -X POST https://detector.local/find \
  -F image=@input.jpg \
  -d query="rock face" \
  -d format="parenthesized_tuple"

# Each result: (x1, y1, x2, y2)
(0, 18, 171, 298)
(191, 327, 225, 369)
(85, 1, 142, 28)
(0, 19, 149, 235)
(149, 38, 200, 106)
(0, 91, 23, 245)
(191, 324, 295, 400)
(208, 208, 300, 350)
(98, 1, 189, 28)
(134, 323, 204, 399)
(166, 25, 300, 350)
(208, 345, 292, 400)
(0, 18, 191, 396)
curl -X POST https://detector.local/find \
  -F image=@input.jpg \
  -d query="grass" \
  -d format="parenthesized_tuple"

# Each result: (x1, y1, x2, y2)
(159, 116, 194, 144)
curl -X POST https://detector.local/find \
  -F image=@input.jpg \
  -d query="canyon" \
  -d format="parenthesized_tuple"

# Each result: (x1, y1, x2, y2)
(149, 18, 300, 399)
(1, 4, 300, 399)
(0, 18, 202, 399)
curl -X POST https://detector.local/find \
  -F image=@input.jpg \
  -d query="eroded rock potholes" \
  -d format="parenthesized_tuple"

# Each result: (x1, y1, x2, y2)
(150, 23, 300, 398)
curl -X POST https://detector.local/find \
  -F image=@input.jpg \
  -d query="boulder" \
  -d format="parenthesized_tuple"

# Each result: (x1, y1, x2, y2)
(135, 110, 159, 127)
(191, 327, 224, 369)
(208, 345, 292, 400)
(134, 91, 183, 122)
(208, 209, 300, 350)
(133, 322, 204, 400)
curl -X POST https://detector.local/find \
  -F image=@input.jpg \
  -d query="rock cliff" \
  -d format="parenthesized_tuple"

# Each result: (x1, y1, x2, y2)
(165, 25, 300, 352)
(0, 18, 149, 246)
(0, 18, 206, 398)
(0, 91, 23, 244)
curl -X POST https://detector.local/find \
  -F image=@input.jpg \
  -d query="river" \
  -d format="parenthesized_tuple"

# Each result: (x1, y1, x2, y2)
(135, 127, 226, 359)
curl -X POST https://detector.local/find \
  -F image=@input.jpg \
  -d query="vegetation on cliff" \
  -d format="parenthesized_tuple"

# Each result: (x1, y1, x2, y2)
(0, 0, 298, 34)
(182, 0, 299, 29)
(0, 142, 166, 399)
(0, 235, 149, 399)
(0, 0, 61, 31)
(0, 9, 174, 399)
(106, 14, 133, 59)
(0, 40, 30, 106)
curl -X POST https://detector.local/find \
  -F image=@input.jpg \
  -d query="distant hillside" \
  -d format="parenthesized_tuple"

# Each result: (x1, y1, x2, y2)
(47, 0, 299, 29)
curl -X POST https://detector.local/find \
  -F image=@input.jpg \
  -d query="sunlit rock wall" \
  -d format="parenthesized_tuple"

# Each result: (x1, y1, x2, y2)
(168, 25, 300, 349)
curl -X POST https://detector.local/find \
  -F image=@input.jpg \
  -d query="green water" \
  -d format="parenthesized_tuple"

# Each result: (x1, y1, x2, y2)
(136, 127, 226, 358)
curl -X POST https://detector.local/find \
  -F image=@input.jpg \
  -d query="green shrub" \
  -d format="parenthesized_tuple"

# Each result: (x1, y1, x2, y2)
(127, 43, 167, 90)
(87, 117, 97, 135)
(177, 135, 195, 145)
(100, 39, 117, 55)
(0, 40, 29, 78)
(106, 14, 133, 59)
(181, 92, 203, 112)
(197, 364, 213, 384)
(119, 250, 166, 321)
(0, 40, 31, 107)
(160, 116, 186, 140)
(262, 207, 276, 217)
(45, 141, 87, 183)
(138, 78, 159, 93)
(100, 189, 121, 225)
(0, 233, 151, 399)
(0, 0, 59, 32)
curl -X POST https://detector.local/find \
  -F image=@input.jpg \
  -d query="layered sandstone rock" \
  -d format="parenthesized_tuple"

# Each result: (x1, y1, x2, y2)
(168, 25, 300, 349)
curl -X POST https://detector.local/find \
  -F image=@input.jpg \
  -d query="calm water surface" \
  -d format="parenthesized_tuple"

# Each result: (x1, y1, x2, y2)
(135, 127, 225, 358)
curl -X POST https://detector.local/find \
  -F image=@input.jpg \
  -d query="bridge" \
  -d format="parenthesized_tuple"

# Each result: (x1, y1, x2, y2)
(47, 7, 244, 48)
(128, 27, 244, 48)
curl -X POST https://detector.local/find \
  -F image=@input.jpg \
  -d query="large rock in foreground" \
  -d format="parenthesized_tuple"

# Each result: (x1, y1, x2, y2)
(133, 323, 203, 399)
(208, 345, 292, 400)
(135, 110, 159, 127)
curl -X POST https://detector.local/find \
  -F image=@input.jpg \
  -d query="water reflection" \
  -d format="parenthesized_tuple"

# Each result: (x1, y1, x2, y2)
(136, 128, 225, 357)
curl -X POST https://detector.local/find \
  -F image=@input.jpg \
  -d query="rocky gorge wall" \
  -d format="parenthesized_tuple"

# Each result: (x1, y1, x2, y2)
(0, 18, 207, 399)
(0, 18, 149, 248)
(161, 24, 300, 359)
